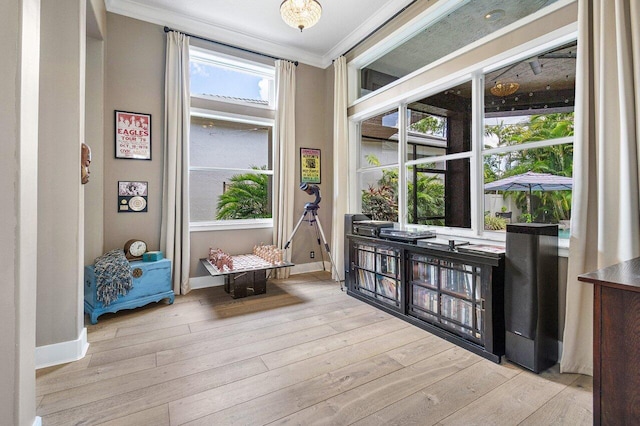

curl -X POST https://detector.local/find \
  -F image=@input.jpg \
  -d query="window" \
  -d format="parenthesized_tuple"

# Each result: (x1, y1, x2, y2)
(190, 115, 273, 225)
(355, 39, 576, 240)
(357, 108, 400, 221)
(483, 44, 576, 236)
(406, 81, 473, 228)
(188, 48, 276, 229)
(190, 47, 275, 108)
(358, 0, 559, 98)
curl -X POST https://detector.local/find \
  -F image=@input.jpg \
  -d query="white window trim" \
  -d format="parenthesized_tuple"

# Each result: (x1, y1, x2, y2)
(349, 0, 577, 106)
(483, 136, 574, 155)
(189, 110, 275, 230)
(190, 218, 273, 232)
(352, 29, 577, 252)
(190, 108, 274, 126)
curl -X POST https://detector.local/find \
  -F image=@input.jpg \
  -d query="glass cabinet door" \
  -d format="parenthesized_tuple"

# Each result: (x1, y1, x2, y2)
(352, 243, 402, 309)
(408, 254, 484, 342)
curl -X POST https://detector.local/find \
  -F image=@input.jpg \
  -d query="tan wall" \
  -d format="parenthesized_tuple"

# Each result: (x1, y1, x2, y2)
(104, 14, 335, 276)
(37, 0, 86, 347)
(103, 14, 165, 253)
(289, 63, 334, 266)
(85, 36, 105, 265)
(1, 0, 40, 423)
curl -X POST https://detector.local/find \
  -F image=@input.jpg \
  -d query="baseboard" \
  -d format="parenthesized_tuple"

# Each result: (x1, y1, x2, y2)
(189, 275, 225, 290)
(290, 261, 330, 275)
(35, 327, 89, 369)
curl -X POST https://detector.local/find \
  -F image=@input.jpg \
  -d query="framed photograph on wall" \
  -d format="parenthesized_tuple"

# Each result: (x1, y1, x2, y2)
(118, 181, 148, 212)
(115, 110, 151, 160)
(300, 148, 321, 184)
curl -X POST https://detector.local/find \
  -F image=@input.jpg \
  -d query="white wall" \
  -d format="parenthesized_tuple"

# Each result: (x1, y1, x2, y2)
(0, 0, 40, 424)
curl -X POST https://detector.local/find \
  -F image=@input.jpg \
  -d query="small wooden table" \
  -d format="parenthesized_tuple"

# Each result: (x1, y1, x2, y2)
(578, 258, 640, 425)
(200, 256, 293, 299)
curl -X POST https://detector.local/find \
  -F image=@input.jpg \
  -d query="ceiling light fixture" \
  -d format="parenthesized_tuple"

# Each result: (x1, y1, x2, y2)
(490, 81, 520, 97)
(280, 0, 322, 32)
(484, 9, 505, 22)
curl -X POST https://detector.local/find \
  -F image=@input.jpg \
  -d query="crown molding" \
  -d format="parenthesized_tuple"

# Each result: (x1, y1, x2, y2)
(106, 0, 326, 67)
(106, 0, 415, 69)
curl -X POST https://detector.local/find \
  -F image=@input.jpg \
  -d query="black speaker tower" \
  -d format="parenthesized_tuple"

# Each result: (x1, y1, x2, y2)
(504, 223, 558, 373)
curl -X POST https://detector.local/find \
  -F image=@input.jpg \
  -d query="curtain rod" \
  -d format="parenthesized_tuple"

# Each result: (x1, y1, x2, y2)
(339, 0, 419, 59)
(164, 26, 299, 66)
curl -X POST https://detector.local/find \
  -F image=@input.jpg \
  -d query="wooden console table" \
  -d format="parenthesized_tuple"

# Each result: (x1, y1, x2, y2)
(200, 256, 293, 298)
(578, 257, 640, 425)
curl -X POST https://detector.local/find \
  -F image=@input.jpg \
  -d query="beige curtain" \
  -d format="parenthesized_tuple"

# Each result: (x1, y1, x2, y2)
(161, 31, 191, 295)
(561, 0, 640, 375)
(331, 56, 349, 281)
(273, 60, 296, 279)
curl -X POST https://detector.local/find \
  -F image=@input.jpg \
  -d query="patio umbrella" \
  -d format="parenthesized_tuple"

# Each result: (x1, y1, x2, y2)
(484, 171, 573, 216)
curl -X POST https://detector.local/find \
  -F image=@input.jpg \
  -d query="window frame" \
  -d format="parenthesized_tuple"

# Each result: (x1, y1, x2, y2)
(350, 34, 577, 250)
(188, 110, 275, 232)
(350, 0, 568, 104)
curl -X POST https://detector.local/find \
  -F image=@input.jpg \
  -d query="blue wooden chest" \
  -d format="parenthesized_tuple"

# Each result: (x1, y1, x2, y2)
(84, 258, 174, 324)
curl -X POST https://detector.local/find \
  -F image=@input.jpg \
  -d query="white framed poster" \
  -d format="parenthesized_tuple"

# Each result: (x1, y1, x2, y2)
(115, 110, 151, 160)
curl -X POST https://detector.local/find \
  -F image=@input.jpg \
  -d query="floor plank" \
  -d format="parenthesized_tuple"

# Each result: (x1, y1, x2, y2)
(352, 359, 522, 426)
(35, 272, 593, 426)
(520, 374, 593, 425)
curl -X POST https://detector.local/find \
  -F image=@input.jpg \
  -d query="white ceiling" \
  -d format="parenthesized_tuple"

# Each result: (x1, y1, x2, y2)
(105, 0, 417, 68)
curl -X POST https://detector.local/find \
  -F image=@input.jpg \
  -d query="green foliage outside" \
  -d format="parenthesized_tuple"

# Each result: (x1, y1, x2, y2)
(361, 112, 574, 227)
(409, 115, 446, 137)
(215, 166, 270, 220)
(361, 155, 398, 221)
(484, 214, 507, 230)
(361, 154, 445, 224)
(484, 112, 574, 224)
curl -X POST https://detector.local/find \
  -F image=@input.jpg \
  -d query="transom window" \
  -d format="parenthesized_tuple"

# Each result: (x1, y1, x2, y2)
(190, 47, 275, 108)
(358, 0, 559, 98)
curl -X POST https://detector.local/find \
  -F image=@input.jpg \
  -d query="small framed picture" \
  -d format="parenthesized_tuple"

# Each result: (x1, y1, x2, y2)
(115, 110, 151, 160)
(118, 181, 148, 213)
(300, 148, 321, 184)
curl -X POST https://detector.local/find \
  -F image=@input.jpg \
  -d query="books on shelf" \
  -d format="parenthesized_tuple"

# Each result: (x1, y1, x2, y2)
(376, 274, 399, 300)
(412, 285, 438, 313)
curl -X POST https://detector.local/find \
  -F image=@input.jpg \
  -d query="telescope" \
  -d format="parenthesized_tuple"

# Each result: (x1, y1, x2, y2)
(300, 182, 321, 209)
(284, 182, 342, 289)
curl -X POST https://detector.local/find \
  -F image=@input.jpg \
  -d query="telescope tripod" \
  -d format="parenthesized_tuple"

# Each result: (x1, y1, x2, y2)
(284, 203, 343, 290)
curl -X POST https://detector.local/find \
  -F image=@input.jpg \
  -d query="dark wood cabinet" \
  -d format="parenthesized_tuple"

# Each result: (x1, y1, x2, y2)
(346, 234, 505, 362)
(578, 258, 640, 425)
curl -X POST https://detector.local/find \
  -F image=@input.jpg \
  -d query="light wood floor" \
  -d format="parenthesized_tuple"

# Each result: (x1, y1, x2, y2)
(36, 272, 593, 425)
